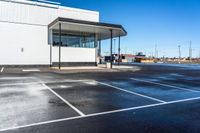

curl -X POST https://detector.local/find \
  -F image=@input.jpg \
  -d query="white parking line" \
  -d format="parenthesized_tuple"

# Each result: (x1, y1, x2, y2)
(0, 77, 36, 80)
(0, 79, 166, 103)
(42, 83, 85, 116)
(0, 115, 83, 132)
(0, 67, 4, 73)
(130, 77, 200, 93)
(0, 82, 39, 87)
(97, 81, 166, 103)
(22, 69, 40, 72)
(1, 96, 200, 132)
(0, 79, 94, 87)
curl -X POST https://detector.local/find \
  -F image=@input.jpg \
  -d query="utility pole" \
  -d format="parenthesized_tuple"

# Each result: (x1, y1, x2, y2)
(125, 46, 127, 55)
(155, 44, 157, 58)
(189, 40, 192, 63)
(162, 51, 165, 63)
(199, 49, 200, 59)
(198, 49, 200, 62)
(178, 45, 181, 64)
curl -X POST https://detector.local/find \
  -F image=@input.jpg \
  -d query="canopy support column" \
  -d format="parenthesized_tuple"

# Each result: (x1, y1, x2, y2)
(110, 29, 113, 69)
(99, 39, 101, 64)
(49, 29, 53, 67)
(118, 36, 121, 65)
(50, 42, 52, 67)
(58, 23, 61, 69)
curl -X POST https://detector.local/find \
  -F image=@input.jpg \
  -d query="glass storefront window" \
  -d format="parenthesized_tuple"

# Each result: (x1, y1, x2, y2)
(52, 30, 96, 48)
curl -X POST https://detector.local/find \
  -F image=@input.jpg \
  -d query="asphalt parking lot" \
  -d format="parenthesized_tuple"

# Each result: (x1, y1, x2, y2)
(0, 64, 200, 133)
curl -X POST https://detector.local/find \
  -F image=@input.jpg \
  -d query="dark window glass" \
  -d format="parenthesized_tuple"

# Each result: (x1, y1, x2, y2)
(52, 30, 96, 48)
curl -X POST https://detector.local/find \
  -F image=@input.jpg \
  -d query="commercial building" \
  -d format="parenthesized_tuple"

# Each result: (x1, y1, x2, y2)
(0, 0, 127, 68)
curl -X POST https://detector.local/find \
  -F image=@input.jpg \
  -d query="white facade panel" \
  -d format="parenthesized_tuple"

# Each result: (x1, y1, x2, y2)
(0, 21, 49, 65)
(0, 1, 58, 25)
(52, 47, 96, 63)
(58, 7, 99, 22)
(0, 0, 99, 65)
(0, 0, 99, 25)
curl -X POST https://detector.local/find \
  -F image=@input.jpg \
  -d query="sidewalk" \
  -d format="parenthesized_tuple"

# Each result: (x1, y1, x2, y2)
(0, 65, 141, 74)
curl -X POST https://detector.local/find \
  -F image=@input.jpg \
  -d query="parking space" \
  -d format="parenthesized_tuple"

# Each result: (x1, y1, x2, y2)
(102, 78, 200, 102)
(4, 98, 200, 133)
(131, 73, 200, 91)
(46, 81, 160, 115)
(0, 81, 79, 130)
(1, 64, 200, 133)
(0, 77, 38, 85)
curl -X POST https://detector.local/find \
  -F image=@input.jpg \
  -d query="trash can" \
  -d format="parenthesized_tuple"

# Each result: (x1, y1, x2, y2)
(106, 62, 111, 68)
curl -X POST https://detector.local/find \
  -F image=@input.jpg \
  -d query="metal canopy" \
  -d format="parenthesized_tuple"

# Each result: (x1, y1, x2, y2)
(48, 17, 127, 40)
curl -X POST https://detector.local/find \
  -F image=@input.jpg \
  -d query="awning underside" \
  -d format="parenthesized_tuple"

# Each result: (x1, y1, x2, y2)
(48, 17, 127, 40)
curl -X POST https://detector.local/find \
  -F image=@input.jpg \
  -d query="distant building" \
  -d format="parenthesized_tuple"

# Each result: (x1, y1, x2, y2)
(121, 54, 135, 63)
(134, 52, 146, 63)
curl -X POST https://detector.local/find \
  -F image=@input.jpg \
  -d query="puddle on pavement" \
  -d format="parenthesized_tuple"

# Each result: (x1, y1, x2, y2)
(48, 99, 66, 106)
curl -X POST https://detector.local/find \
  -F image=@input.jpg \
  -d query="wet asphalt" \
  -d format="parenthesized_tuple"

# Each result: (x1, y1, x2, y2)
(0, 63, 200, 133)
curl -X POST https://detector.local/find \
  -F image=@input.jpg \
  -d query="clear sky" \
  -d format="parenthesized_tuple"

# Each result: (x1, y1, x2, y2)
(51, 0, 200, 58)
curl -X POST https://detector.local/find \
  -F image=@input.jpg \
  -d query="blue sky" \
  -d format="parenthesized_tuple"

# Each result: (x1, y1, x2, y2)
(51, 0, 200, 57)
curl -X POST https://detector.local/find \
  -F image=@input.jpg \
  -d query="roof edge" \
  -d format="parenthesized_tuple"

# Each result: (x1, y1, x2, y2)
(48, 17, 127, 35)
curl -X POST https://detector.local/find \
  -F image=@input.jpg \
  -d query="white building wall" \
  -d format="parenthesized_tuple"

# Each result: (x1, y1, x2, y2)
(0, 0, 99, 25)
(52, 47, 96, 63)
(0, 0, 99, 65)
(0, 21, 49, 65)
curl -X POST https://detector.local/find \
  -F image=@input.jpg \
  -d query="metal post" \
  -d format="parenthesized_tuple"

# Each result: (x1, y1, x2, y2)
(110, 29, 113, 69)
(59, 23, 61, 69)
(49, 29, 52, 67)
(99, 39, 102, 64)
(50, 42, 52, 67)
(99, 40, 101, 56)
(118, 36, 121, 65)
(114, 39, 116, 54)
(93, 33, 96, 48)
